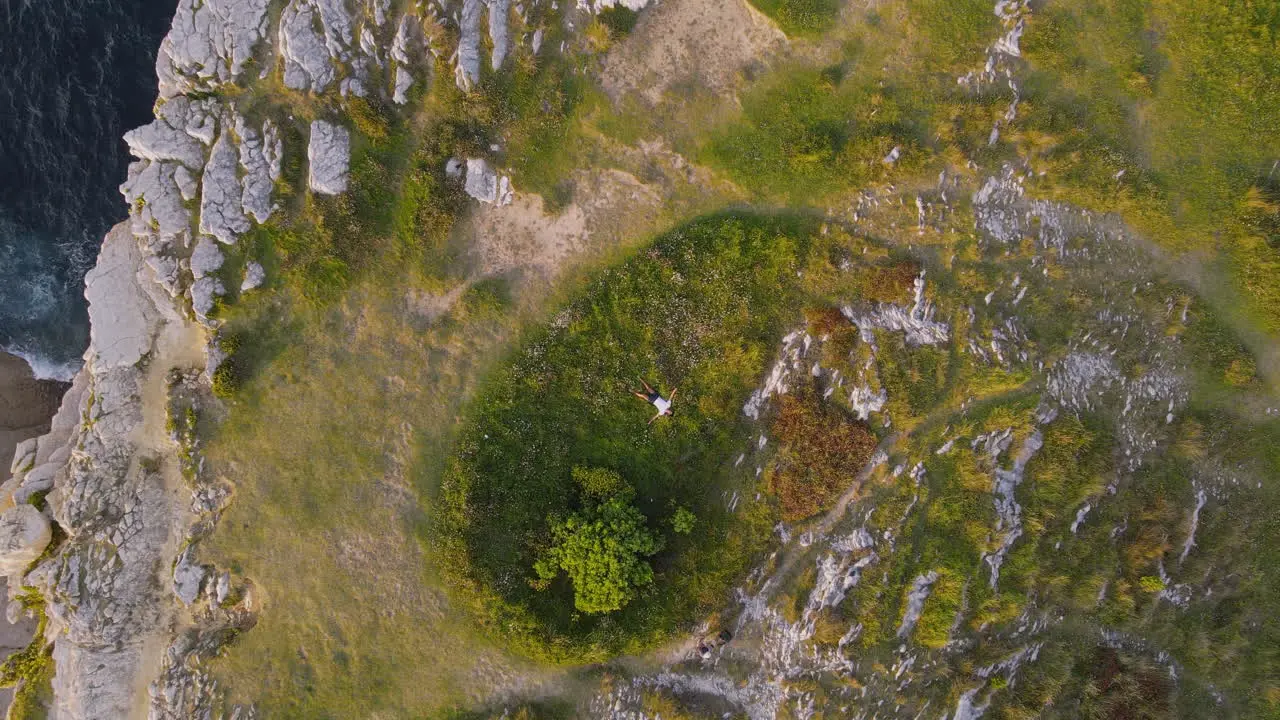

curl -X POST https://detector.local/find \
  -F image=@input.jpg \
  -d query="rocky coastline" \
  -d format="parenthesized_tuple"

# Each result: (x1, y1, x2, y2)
(0, 0, 566, 714)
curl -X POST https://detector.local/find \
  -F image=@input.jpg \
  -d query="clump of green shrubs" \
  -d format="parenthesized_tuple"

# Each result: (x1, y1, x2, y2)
(533, 468, 663, 614)
(211, 334, 243, 398)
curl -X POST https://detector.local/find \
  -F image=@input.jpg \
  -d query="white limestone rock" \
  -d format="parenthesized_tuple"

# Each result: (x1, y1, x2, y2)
(83, 224, 164, 373)
(393, 65, 414, 104)
(849, 384, 887, 420)
(237, 116, 280, 224)
(215, 571, 231, 604)
(0, 504, 51, 577)
(489, 0, 511, 70)
(199, 128, 250, 244)
(313, 0, 354, 61)
(189, 236, 225, 279)
(280, 0, 337, 92)
(173, 165, 198, 201)
(122, 98, 208, 171)
(361, 26, 383, 65)
(241, 261, 266, 292)
(144, 251, 183, 297)
(391, 15, 416, 64)
(120, 160, 191, 239)
(464, 157, 513, 205)
(190, 277, 225, 319)
(173, 548, 206, 606)
(9, 438, 36, 477)
(308, 120, 351, 195)
(14, 462, 58, 505)
(155, 0, 272, 98)
(455, 0, 483, 90)
(368, 0, 390, 25)
(391, 14, 421, 104)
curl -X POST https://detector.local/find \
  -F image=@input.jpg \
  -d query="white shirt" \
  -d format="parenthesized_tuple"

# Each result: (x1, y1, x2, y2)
(653, 396, 672, 414)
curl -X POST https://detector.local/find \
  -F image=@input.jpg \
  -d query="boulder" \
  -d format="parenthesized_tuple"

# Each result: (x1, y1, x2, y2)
(237, 117, 281, 224)
(120, 160, 192, 239)
(199, 128, 250, 244)
(393, 66, 413, 105)
(122, 99, 208, 171)
(172, 548, 206, 606)
(464, 158, 514, 205)
(190, 277, 225, 319)
(83, 224, 163, 373)
(455, 0, 483, 90)
(0, 504, 51, 577)
(308, 120, 351, 195)
(189, 236, 224, 279)
(280, 0, 336, 92)
(240, 262, 266, 292)
(489, 0, 511, 70)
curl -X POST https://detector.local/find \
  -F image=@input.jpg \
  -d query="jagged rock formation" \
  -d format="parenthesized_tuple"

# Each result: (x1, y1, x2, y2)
(156, 0, 272, 98)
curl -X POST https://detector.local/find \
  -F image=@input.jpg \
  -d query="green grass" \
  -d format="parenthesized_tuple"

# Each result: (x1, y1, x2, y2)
(748, 0, 841, 37)
(704, 65, 933, 202)
(1016, 0, 1280, 334)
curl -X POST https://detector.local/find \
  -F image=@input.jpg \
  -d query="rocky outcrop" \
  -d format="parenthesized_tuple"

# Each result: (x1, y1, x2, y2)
(199, 126, 250, 245)
(280, 0, 337, 92)
(308, 120, 352, 195)
(156, 0, 272, 99)
(464, 157, 514, 206)
(12, 223, 200, 719)
(0, 506, 51, 577)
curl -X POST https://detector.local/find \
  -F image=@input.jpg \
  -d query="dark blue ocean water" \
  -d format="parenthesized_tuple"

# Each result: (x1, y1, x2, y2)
(0, 0, 176, 379)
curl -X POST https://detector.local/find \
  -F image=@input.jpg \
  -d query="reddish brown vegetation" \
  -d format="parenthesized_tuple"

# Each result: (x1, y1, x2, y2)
(768, 383, 877, 521)
(859, 260, 921, 304)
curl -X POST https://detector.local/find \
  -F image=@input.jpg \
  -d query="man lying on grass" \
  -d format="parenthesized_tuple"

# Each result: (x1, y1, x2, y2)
(633, 378, 677, 424)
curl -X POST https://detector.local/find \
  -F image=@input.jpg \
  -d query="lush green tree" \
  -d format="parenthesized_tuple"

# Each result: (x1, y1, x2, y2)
(533, 497, 663, 614)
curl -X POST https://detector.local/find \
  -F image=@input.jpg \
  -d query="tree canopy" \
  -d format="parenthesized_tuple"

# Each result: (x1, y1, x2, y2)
(533, 495, 663, 615)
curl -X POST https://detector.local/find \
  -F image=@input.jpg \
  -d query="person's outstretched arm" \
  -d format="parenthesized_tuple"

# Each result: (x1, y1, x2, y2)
(669, 387, 678, 401)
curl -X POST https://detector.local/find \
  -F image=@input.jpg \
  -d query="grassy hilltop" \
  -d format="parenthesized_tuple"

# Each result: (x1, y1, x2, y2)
(191, 0, 1280, 717)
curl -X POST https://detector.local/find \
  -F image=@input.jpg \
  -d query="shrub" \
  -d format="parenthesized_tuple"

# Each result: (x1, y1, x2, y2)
(768, 382, 877, 520)
(670, 506, 696, 535)
(533, 497, 664, 614)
